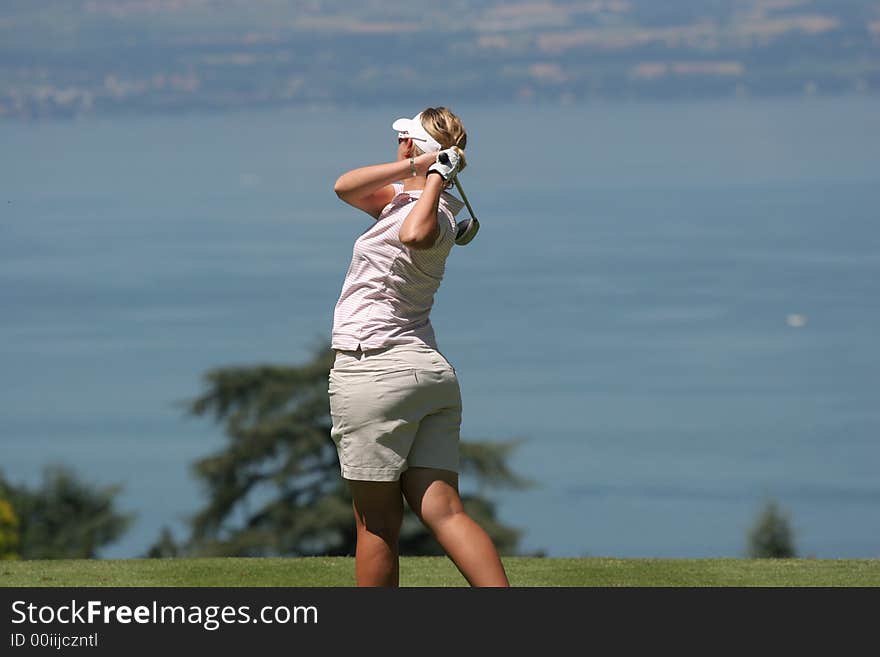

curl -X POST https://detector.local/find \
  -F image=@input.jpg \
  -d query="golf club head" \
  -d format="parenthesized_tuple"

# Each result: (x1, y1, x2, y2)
(454, 216, 480, 245)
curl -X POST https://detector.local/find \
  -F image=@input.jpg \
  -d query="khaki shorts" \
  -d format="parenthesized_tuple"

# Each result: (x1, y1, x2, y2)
(328, 343, 462, 482)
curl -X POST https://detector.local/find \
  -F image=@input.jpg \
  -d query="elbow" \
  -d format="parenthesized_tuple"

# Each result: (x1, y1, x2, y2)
(333, 176, 349, 200)
(333, 177, 345, 198)
(399, 228, 437, 250)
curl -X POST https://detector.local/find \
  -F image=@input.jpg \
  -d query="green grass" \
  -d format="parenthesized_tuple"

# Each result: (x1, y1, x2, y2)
(2, 557, 878, 587)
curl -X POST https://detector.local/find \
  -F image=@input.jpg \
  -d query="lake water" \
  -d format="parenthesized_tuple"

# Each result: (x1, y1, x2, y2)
(2, 97, 879, 559)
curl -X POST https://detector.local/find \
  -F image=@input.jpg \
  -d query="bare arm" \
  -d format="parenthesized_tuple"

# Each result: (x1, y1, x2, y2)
(334, 153, 436, 219)
(398, 174, 446, 250)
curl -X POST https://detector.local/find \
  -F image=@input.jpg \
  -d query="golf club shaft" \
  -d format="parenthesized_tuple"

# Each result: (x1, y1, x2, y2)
(438, 151, 477, 220)
(453, 176, 477, 221)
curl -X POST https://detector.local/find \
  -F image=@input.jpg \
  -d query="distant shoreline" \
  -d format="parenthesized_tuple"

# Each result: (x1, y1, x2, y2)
(3, 89, 880, 124)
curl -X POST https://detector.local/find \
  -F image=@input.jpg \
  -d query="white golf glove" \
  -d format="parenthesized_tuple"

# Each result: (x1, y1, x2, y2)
(427, 147, 463, 182)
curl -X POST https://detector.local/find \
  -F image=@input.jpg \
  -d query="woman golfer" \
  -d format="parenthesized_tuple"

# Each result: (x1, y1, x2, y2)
(329, 107, 509, 587)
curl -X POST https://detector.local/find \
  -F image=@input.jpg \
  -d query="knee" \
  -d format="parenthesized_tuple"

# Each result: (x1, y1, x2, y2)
(358, 515, 401, 544)
(420, 496, 465, 531)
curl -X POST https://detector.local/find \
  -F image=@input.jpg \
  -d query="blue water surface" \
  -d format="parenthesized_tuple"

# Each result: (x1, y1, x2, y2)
(2, 97, 878, 558)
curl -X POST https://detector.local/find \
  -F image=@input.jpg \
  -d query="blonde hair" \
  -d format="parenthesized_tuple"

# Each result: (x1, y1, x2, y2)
(412, 106, 467, 174)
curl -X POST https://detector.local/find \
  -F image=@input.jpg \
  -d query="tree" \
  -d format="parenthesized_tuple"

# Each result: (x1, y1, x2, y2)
(155, 342, 527, 557)
(747, 499, 797, 559)
(0, 498, 20, 560)
(144, 527, 179, 559)
(0, 466, 133, 559)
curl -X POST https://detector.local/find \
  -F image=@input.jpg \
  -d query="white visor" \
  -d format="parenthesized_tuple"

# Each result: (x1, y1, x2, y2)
(392, 112, 442, 153)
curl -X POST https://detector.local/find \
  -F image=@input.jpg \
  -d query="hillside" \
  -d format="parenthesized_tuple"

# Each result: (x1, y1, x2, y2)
(1, 1, 879, 116)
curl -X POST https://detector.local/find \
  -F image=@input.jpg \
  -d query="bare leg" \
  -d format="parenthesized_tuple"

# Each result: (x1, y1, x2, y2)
(348, 479, 404, 587)
(401, 467, 510, 587)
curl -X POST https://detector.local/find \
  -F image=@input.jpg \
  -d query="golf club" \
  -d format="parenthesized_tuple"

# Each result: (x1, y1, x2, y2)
(438, 151, 480, 246)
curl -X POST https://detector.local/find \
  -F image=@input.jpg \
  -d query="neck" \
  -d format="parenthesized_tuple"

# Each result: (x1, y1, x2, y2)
(402, 178, 427, 192)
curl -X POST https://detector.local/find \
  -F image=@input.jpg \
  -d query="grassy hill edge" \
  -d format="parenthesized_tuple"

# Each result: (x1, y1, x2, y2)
(2, 557, 878, 587)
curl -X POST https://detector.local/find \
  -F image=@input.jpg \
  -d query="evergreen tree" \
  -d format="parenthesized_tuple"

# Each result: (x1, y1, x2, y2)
(0, 498, 20, 560)
(0, 466, 133, 559)
(159, 342, 527, 557)
(144, 527, 179, 559)
(747, 499, 797, 559)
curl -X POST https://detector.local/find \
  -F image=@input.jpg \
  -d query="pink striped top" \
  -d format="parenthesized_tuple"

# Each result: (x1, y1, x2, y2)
(331, 182, 465, 351)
